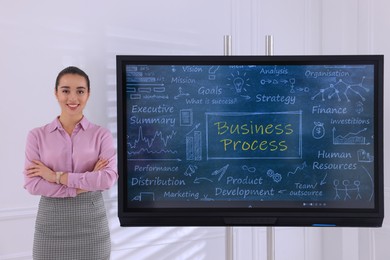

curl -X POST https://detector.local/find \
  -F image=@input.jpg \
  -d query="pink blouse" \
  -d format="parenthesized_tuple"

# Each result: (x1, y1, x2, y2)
(23, 117, 118, 198)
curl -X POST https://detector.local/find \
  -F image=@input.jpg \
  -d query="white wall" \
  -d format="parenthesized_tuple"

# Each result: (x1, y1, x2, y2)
(319, 1, 390, 260)
(0, 0, 388, 260)
(0, 1, 230, 259)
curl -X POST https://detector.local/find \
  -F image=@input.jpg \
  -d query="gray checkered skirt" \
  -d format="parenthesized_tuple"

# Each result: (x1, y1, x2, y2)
(33, 191, 111, 260)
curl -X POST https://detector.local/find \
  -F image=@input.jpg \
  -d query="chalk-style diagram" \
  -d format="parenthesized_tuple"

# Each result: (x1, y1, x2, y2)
(355, 101, 364, 114)
(241, 165, 256, 173)
(227, 71, 250, 93)
(174, 87, 190, 100)
(311, 77, 369, 102)
(266, 169, 282, 183)
(312, 122, 325, 139)
(357, 149, 374, 162)
(208, 66, 220, 80)
(212, 164, 230, 182)
(132, 192, 155, 201)
(332, 127, 369, 145)
(333, 166, 373, 201)
(128, 126, 178, 156)
(333, 179, 362, 200)
(287, 161, 308, 177)
(180, 109, 193, 126)
(186, 124, 202, 161)
(184, 165, 198, 177)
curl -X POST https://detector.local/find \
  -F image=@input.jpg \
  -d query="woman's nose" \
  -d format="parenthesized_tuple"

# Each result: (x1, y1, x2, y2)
(68, 92, 78, 101)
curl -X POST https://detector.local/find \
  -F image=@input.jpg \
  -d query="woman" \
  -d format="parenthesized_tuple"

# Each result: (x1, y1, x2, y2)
(24, 66, 118, 260)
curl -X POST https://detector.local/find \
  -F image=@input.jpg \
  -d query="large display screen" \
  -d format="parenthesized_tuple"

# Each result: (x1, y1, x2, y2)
(117, 55, 384, 227)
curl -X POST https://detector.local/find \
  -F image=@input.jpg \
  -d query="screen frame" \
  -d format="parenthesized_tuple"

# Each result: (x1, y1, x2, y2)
(116, 55, 384, 227)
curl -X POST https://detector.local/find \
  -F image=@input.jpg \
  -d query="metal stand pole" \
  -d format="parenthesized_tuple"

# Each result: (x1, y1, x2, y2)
(224, 35, 276, 260)
(224, 34, 234, 260)
(224, 35, 232, 56)
(266, 226, 275, 260)
(226, 226, 234, 260)
(265, 35, 274, 56)
(265, 34, 276, 260)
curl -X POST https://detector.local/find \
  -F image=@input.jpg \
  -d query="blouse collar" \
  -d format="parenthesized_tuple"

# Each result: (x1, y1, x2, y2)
(49, 116, 90, 133)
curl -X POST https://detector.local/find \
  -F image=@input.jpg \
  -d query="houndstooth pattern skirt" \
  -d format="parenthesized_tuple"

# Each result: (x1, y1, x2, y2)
(33, 191, 111, 260)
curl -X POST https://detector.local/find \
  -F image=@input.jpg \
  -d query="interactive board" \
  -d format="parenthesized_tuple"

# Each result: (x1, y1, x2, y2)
(117, 55, 384, 227)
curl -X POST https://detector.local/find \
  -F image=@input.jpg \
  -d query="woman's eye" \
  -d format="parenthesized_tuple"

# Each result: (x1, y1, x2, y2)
(62, 90, 69, 94)
(77, 90, 85, 95)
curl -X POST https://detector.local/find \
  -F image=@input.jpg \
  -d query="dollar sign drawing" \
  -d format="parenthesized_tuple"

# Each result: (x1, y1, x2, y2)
(312, 122, 325, 139)
(356, 101, 364, 114)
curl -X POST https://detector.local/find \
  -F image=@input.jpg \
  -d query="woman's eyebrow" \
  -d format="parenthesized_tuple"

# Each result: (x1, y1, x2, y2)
(59, 86, 86, 89)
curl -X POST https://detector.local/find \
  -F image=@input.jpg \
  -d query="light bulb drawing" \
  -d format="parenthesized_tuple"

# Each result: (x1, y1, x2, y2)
(233, 77, 244, 93)
(227, 71, 250, 93)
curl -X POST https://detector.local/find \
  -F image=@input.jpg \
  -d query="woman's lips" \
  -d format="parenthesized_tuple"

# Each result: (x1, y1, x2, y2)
(67, 104, 79, 110)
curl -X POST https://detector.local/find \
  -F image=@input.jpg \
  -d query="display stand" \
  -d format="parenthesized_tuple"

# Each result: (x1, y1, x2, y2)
(266, 226, 275, 260)
(265, 35, 276, 260)
(223, 35, 276, 260)
(223, 34, 234, 260)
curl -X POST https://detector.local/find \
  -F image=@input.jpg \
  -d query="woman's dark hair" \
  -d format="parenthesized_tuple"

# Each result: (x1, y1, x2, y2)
(55, 66, 90, 92)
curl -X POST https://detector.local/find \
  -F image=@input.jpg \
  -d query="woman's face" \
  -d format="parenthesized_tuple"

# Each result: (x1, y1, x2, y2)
(55, 73, 90, 117)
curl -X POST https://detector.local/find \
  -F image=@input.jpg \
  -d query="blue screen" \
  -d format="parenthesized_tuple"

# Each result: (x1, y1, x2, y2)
(123, 62, 377, 210)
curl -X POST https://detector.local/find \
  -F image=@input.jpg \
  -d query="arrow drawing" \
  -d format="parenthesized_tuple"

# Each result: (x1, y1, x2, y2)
(211, 164, 230, 181)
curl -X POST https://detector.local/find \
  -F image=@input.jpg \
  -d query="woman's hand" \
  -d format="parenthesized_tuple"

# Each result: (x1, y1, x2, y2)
(76, 188, 88, 195)
(26, 160, 56, 183)
(26, 158, 108, 195)
(76, 159, 108, 195)
(93, 158, 108, 171)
